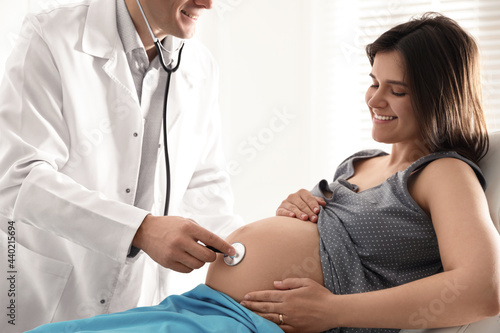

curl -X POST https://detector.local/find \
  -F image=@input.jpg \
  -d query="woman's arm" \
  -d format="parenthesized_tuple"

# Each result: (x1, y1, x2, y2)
(242, 158, 500, 332)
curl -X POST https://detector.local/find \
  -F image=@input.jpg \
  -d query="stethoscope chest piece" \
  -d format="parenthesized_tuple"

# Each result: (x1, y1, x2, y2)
(224, 242, 246, 266)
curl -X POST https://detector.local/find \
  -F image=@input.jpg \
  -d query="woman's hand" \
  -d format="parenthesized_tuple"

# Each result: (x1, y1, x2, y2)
(240, 278, 338, 333)
(276, 189, 326, 223)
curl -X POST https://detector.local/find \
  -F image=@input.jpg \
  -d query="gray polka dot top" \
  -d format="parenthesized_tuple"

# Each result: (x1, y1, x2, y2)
(312, 150, 486, 333)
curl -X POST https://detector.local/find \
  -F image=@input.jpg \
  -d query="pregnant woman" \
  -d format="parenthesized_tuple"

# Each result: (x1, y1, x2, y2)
(29, 12, 500, 333)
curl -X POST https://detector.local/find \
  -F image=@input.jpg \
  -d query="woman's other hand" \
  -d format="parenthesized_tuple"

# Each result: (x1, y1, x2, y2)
(276, 189, 326, 223)
(240, 278, 338, 333)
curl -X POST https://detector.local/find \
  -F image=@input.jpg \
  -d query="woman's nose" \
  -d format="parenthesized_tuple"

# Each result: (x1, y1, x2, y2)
(366, 88, 387, 109)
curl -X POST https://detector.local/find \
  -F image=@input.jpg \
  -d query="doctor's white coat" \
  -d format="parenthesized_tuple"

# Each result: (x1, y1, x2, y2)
(0, 0, 241, 331)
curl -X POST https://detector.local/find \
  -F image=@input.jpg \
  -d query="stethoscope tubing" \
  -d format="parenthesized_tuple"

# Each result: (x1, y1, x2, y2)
(136, 0, 184, 216)
(157, 41, 184, 216)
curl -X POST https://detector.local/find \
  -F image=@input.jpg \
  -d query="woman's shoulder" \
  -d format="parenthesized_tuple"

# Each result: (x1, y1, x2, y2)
(407, 151, 486, 190)
(407, 153, 486, 216)
(419, 156, 477, 179)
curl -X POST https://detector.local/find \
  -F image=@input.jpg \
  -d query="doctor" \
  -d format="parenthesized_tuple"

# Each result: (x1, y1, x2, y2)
(0, 0, 242, 331)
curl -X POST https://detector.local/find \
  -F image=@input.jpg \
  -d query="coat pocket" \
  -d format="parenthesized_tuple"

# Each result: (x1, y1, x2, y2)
(15, 243, 73, 332)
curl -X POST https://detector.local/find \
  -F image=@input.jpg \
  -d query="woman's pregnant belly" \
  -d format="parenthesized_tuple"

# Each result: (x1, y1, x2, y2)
(205, 216, 323, 302)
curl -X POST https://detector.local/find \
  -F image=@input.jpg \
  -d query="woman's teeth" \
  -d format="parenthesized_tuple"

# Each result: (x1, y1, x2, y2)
(374, 113, 396, 121)
(181, 10, 198, 20)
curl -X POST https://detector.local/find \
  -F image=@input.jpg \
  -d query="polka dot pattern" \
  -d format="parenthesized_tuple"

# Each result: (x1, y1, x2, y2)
(313, 150, 485, 333)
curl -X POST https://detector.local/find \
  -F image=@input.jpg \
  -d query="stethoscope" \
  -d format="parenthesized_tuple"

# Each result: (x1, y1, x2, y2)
(136, 0, 246, 265)
(136, 0, 184, 216)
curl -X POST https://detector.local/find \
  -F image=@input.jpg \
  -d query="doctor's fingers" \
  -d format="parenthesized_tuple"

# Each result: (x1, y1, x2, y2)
(192, 225, 236, 257)
(165, 217, 232, 256)
(166, 257, 203, 274)
(170, 250, 209, 273)
(150, 251, 202, 273)
(150, 239, 207, 272)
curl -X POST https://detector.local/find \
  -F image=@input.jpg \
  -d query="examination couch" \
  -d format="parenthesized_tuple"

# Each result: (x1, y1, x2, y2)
(400, 131, 500, 332)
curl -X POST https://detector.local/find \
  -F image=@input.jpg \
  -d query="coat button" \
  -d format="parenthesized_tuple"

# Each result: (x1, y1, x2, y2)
(133, 132, 138, 137)
(100, 299, 106, 304)
(125, 188, 131, 193)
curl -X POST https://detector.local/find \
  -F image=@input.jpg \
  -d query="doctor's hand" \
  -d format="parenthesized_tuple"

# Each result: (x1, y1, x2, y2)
(240, 278, 337, 333)
(276, 189, 326, 223)
(132, 215, 236, 273)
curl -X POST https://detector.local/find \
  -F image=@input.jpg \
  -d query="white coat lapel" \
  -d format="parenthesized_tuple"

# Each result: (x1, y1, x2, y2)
(82, 0, 139, 105)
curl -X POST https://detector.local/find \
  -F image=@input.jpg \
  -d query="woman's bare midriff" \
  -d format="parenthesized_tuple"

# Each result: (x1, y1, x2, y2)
(205, 216, 324, 302)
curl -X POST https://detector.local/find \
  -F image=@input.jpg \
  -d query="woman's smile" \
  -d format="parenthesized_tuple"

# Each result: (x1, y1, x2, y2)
(373, 112, 397, 122)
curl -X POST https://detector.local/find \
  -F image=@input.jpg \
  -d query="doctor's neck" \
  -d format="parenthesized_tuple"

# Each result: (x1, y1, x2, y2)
(125, 0, 167, 62)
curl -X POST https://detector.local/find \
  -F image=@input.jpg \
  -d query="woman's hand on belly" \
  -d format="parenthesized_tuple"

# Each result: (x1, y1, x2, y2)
(276, 189, 326, 223)
(240, 278, 338, 333)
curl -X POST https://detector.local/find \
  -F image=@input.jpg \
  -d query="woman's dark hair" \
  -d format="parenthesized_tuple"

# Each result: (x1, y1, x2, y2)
(366, 12, 488, 164)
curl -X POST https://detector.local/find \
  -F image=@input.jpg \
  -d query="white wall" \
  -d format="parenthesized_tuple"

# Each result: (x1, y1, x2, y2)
(196, 0, 320, 223)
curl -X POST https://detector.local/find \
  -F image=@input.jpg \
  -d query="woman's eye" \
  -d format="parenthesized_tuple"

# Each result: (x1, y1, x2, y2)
(370, 84, 379, 88)
(392, 91, 406, 97)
